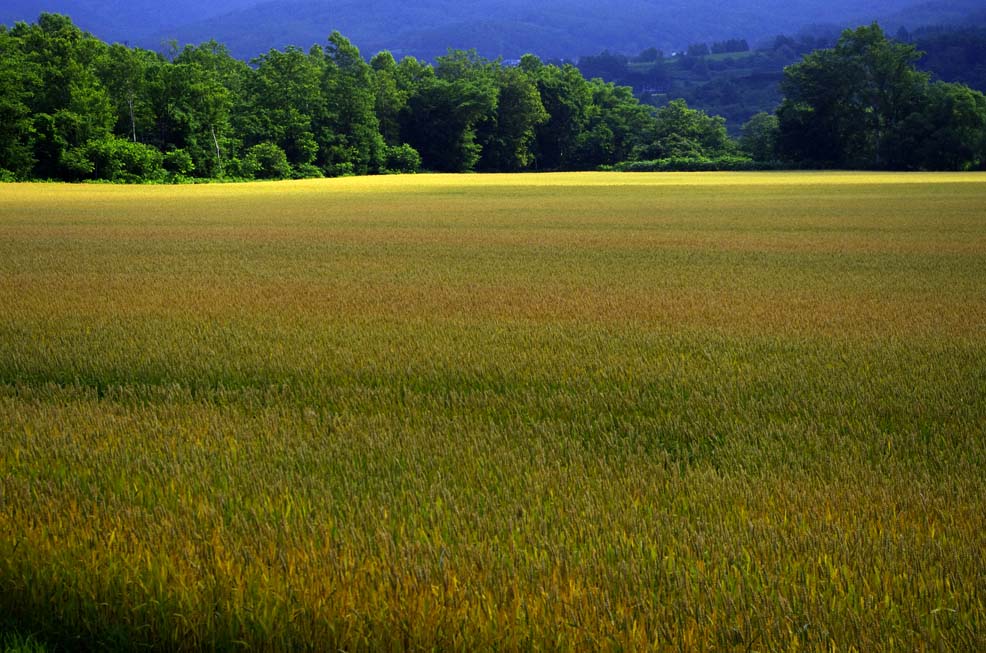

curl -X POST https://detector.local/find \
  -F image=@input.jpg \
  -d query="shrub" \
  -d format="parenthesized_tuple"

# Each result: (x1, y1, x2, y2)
(292, 163, 323, 179)
(610, 155, 783, 172)
(740, 113, 781, 163)
(324, 161, 355, 178)
(384, 144, 422, 174)
(243, 143, 292, 180)
(85, 138, 166, 183)
(226, 157, 257, 180)
(59, 147, 96, 180)
(162, 149, 195, 177)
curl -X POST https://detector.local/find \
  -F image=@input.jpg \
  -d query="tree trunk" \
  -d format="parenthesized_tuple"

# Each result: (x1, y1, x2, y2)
(211, 125, 224, 175)
(128, 95, 136, 142)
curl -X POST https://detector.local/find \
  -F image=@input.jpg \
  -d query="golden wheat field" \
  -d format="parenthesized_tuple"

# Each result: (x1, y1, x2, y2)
(1, 172, 985, 651)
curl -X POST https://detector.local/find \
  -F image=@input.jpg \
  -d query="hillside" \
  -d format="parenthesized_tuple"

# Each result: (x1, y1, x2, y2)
(2, 0, 964, 60)
(575, 22, 986, 135)
(136, 0, 923, 60)
(0, 0, 258, 44)
(882, 0, 986, 29)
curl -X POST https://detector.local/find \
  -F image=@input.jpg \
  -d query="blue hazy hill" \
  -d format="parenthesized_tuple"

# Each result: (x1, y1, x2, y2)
(3, 0, 982, 59)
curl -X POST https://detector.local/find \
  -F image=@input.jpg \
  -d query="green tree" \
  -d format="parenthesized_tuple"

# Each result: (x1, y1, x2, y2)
(895, 82, 986, 170)
(525, 57, 593, 170)
(13, 14, 115, 179)
(740, 112, 780, 162)
(176, 41, 250, 174)
(240, 46, 321, 175)
(777, 24, 927, 167)
(147, 56, 233, 178)
(477, 64, 548, 171)
(318, 32, 386, 176)
(370, 51, 408, 147)
(97, 44, 160, 144)
(0, 26, 39, 178)
(574, 79, 655, 168)
(634, 99, 732, 161)
(401, 51, 497, 172)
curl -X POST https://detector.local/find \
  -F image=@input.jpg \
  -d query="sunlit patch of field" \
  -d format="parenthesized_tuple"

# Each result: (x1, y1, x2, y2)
(1, 172, 985, 651)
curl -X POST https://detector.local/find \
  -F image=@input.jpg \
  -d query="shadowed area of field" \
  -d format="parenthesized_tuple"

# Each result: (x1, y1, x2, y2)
(1, 172, 984, 650)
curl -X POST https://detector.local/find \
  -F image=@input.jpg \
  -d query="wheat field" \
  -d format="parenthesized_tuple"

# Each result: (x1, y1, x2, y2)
(1, 172, 985, 651)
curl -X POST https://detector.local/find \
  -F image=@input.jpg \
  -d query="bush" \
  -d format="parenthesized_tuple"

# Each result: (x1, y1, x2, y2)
(610, 155, 783, 172)
(243, 143, 292, 180)
(162, 149, 195, 176)
(292, 163, 323, 179)
(324, 161, 355, 178)
(85, 138, 166, 183)
(384, 144, 422, 174)
(59, 147, 96, 180)
(740, 113, 780, 162)
(225, 157, 257, 180)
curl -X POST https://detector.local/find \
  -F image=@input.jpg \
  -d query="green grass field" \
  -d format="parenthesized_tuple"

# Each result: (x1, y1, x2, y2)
(1, 172, 985, 651)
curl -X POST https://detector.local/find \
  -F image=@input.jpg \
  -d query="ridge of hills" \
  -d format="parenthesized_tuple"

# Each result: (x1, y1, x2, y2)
(4, 0, 982, 61)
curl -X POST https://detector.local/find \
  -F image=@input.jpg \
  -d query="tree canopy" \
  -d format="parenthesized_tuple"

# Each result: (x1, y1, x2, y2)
(0, 14, 752, 182)
(1, 15, 984, 181)
(776, 24, 986, 170)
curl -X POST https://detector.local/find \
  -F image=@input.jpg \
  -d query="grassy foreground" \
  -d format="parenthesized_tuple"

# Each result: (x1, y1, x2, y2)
(1, 172, 984, 651)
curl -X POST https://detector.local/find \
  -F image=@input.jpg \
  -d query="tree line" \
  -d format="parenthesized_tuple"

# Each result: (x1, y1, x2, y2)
(772, 24, 986, 170)
(0, 13, 739, 182)
(0, 15, 984, 182)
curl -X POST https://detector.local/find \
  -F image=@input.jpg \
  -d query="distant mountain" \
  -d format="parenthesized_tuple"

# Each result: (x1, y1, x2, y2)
(882, 0, 986, 31)
(0, 0, 259, 44)
(136, 0, 921, 60)
(3, 0, 980, 60)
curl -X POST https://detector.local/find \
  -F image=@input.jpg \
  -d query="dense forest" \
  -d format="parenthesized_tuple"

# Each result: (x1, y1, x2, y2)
(1, 14, 985, 182)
